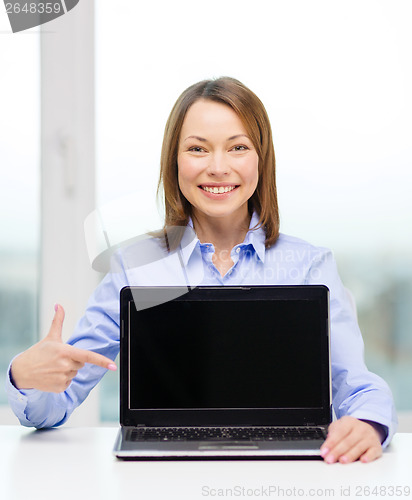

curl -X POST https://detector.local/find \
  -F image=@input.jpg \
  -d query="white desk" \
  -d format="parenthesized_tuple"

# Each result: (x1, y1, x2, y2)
(1, 426, 411, 500)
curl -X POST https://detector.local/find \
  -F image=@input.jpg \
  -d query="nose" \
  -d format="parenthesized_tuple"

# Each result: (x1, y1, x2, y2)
(207, 152, 230, 176)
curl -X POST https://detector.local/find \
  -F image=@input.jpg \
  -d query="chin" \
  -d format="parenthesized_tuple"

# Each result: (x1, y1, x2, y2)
(195, 203, 248, 221)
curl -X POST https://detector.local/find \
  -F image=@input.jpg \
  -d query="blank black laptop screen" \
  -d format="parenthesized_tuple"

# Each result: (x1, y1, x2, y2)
(128, 298, 323, 410)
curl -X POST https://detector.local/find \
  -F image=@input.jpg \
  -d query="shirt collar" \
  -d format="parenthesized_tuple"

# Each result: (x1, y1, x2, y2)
(244, 211, 266, 263)
(179, 212, 266, 266)
(179, 217, 199, 266)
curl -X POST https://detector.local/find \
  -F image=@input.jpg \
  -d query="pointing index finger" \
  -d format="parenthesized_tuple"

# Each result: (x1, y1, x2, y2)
(67, 345, 117, 370)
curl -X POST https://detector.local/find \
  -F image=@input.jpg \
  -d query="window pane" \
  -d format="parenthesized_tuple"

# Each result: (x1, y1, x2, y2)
(96, 0, 412, 422)
(0, 28, 40, 405)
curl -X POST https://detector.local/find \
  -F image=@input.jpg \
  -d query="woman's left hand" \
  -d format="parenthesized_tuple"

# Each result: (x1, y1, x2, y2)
(320, 416, 383, 464)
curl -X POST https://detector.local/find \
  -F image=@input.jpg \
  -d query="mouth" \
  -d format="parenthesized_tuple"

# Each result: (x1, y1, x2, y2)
(199, 185, 239, 194)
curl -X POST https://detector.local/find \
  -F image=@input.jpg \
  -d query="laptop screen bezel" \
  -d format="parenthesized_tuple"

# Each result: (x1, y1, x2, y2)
(119, 285, 331, 427)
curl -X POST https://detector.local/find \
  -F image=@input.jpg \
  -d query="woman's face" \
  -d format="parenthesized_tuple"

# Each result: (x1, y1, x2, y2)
(177, 99, 259, 224)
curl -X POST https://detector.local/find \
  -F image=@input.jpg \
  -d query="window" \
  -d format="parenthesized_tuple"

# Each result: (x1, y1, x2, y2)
(96, 0, 412, 422)
(0, 25, 40, 407)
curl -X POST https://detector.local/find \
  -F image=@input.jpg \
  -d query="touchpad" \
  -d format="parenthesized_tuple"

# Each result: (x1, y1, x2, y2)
(199, 443, 259, 450)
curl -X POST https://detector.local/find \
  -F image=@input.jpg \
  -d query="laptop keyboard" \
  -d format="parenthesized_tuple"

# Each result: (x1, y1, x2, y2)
(128, 426, 325, 442)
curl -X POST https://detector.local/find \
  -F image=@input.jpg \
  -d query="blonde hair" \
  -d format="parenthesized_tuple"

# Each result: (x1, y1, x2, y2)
(157, 76, 279, 248)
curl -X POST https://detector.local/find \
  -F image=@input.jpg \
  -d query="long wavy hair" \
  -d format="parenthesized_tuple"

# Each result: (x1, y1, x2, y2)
(157, 76, 279, 249)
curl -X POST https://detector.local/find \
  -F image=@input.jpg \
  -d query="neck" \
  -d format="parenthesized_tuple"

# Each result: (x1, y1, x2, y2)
(192, 208, 251, 251)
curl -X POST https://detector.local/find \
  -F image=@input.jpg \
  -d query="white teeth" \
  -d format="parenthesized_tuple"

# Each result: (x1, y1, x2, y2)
(202, 185, 236, 193)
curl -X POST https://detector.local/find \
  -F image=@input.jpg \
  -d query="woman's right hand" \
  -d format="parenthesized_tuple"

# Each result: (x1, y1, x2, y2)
(10, 304, 117, 393)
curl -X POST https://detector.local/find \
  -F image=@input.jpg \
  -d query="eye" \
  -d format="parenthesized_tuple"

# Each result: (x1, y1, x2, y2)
(188, 146, 206, 153)
(231, 145, 249, 152)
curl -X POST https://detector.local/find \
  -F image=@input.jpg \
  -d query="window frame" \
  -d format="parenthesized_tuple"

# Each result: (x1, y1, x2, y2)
(39, 0, 99, 426)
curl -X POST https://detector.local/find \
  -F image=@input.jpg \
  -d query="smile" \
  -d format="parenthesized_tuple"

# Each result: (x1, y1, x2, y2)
(200, 185, 238, 194)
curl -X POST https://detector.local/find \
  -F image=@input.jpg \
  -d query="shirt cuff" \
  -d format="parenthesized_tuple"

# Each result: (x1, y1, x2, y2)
(5, 357, 47, 427)
(360, 419, 388, 445)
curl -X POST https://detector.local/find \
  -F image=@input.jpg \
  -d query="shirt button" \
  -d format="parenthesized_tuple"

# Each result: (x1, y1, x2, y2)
(236, 247, 241, 253)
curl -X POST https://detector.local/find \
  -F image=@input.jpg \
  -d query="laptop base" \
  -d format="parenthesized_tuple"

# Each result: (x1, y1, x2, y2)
(113, 426, 327, 460)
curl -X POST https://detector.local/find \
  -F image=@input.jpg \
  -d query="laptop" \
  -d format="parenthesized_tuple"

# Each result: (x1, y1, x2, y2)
(113, 285, 331, 459)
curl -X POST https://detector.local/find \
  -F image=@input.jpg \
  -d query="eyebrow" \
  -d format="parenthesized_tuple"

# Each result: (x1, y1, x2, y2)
(183, 134, 250, 142)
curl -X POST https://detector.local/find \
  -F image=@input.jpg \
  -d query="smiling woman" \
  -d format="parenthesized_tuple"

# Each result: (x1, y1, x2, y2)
(6, 75, 398, 464)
